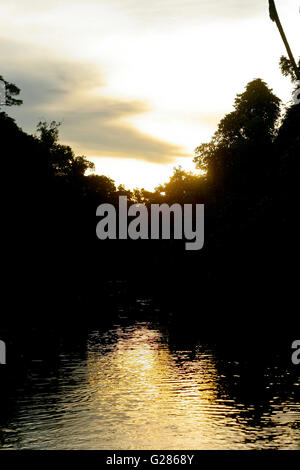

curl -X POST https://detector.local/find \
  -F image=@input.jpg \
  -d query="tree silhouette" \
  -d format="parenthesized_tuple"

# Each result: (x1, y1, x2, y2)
(280, 56, 300, 84)
(37, 121, 95, 177)
(0, 59, 299, 332)
(193, 79, 281, 195)
(156, 166, 204, 204)
(0, 75, 23, 106)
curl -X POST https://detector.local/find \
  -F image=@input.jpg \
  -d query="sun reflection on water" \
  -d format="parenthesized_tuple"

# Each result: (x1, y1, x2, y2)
(84, 324, 245, 449)
(1, 322, 299, 450)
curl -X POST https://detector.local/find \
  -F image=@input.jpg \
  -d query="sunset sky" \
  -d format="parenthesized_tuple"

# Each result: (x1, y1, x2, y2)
(1, 0, 299, 189)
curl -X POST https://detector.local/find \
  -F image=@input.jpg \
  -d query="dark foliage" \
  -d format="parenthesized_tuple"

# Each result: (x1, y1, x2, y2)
(1, 68, 299, 335)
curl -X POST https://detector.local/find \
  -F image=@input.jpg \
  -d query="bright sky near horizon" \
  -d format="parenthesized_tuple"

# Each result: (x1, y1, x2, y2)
(1, 0, 299, 189)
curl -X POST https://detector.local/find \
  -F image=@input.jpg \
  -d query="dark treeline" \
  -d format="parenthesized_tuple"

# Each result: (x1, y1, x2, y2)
(1, 58, 299, 336)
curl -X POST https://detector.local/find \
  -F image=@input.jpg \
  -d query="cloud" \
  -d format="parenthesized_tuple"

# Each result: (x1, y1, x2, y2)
(59, 106, 184, 162)
(2, 0, 295, 167)
(4, 0, 265, 21)
(108, 0, 265, 21)
(1, 37, 185, 164)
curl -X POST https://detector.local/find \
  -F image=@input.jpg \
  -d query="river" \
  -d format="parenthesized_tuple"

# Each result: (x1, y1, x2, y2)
(0, 317, 299, 449)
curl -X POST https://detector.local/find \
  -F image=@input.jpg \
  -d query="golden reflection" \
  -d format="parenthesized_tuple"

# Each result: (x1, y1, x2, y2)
(84, 324, 244, 449)
(2, 323, 299, 450)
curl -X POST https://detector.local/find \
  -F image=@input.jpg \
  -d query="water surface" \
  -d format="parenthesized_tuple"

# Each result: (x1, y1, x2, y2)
(0, 320, 299, 449)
